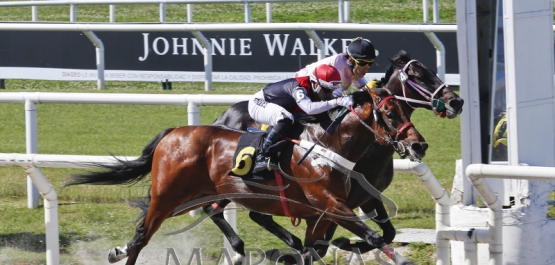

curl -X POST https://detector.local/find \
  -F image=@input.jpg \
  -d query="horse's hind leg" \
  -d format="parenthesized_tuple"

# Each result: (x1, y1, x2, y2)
(203, 200, 246, 265)
(109, 194, 184, 265)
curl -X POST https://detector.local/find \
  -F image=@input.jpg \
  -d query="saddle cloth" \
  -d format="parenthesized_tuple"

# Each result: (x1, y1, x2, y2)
(229, 131, 275, 180)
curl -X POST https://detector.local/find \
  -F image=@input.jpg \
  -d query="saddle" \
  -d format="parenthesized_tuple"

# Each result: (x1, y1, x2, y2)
(229, 113, 338, 180)
(229, 127, 296, 180)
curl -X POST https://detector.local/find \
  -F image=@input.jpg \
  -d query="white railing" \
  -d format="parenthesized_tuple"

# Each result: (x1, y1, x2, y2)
(0, 92, 253, 208)
(0, 22, 457, 90)
(0, 153, 139, 265)
(460, 164, 555, 265)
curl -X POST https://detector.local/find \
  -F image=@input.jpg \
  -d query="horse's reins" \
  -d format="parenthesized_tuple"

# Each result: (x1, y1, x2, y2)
(394, 59, 449, 114)
(296, 107, 349, 165)
(349, 91, 414, 159)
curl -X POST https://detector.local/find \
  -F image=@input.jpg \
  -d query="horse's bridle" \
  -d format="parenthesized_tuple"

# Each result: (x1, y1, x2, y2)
(393, 59, 450, 115)
(349, 90, 415, 160)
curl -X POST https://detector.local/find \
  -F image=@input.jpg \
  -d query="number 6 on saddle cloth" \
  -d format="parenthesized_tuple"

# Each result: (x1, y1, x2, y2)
(229, 125, 295, 180)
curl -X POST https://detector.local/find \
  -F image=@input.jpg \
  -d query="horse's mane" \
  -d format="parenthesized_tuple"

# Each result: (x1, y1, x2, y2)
(380, 50, 412, 88)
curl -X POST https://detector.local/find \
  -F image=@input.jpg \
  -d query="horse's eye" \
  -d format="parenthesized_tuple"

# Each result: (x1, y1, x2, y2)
(386, 111, 395, 119)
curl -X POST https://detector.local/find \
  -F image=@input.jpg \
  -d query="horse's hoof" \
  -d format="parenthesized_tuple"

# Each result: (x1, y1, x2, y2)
(232, 253, 244, 265)
(108, 246, 127, 263)
(265, 249, 281, 263)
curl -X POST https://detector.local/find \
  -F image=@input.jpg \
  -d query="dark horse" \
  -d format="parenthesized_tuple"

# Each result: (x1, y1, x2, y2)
(65, 88, 427, 265)
(210, 50, 464, 260)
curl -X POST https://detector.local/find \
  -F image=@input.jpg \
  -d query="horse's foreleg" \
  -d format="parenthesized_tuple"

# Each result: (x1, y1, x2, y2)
(301, 218, 334, 263)
(332, 199, 395, 253)
(366, 200, 396, 244)
(327, 204, 414, 265)
(249, 212, 303, 250)
(203, 200, 246, 265)
(249, 212, 304, 264)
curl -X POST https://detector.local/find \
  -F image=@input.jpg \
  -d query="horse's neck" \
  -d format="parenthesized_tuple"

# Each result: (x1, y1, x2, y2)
(386, 83, 422, 117)
(400, 102, 416, 118)
(300, 116, 377, 163)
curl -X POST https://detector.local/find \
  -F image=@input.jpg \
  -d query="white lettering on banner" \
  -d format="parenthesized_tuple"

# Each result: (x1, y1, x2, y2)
(139, 33, 150, 61)
(191, 38, 204, 55)
(324, 38, 338, 55)
(62, 72, 80, 77)
(290, 38, 307, 55)
(309, 39, 318, 55)
(239, 38, 251, 55)
(341, 39, 351, 54)
(172, 38, 188, 55)
(263, 34, 289, 56)
(211, 38, 226, 55)
(138, 33, 355, 60)
(229, 38, 236, 56)
(153, 37, 170, 55)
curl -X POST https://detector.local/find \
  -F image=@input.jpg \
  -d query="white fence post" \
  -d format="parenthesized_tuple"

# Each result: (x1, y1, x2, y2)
(25, 99, 40, 209)
(82, 31, 106, 89)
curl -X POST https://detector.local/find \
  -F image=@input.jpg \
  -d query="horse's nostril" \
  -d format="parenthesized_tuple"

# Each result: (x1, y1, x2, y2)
(449, 98, 464, 109)
(411, 142, 428, 153)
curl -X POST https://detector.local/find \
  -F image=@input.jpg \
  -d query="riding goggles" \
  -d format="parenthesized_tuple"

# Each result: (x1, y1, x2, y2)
(347, 50, 374, 67)
(318, 79, 343, 90)
(351, 57, 374, 67)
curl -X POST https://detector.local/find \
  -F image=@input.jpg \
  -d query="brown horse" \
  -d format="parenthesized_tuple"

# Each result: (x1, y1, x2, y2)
(65, 88, 426, 265)
(210, 50, 463, 260)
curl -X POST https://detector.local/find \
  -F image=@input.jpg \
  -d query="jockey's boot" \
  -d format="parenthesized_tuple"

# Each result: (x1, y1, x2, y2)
(253, 118, 292, 172)
(253, 129, 280, 172)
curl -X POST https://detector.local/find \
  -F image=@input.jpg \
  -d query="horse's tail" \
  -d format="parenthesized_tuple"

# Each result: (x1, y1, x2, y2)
(64, 128, 175, 187)
(126, 189, 152, 224)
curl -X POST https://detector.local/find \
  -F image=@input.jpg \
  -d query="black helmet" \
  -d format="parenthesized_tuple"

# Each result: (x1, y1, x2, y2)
(347, 37, 379, 63)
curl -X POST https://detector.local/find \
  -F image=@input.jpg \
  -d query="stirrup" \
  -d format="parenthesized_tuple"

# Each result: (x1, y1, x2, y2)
(253, 158, 277, 172)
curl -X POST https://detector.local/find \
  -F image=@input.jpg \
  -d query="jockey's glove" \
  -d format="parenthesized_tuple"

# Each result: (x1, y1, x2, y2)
(332, 96, 354, 108)
(365, 79, 379, 89)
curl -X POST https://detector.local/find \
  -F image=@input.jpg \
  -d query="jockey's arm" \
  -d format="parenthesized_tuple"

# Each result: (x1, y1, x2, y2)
(294, 88, 337, 115)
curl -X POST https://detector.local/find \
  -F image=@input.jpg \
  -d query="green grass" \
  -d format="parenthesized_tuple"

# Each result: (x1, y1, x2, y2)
(0, 1, 458, 23)
(0, 1, 461, 264)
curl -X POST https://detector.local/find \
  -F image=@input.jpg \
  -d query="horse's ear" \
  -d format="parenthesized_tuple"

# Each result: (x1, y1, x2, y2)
(389, 57, 402, 68)
(390, 50, 411, 68)
(397, 50, 411, 63)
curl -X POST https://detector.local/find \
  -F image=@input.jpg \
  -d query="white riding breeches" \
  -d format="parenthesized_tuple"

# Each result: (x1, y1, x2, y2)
(248, 91, 294, 127)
